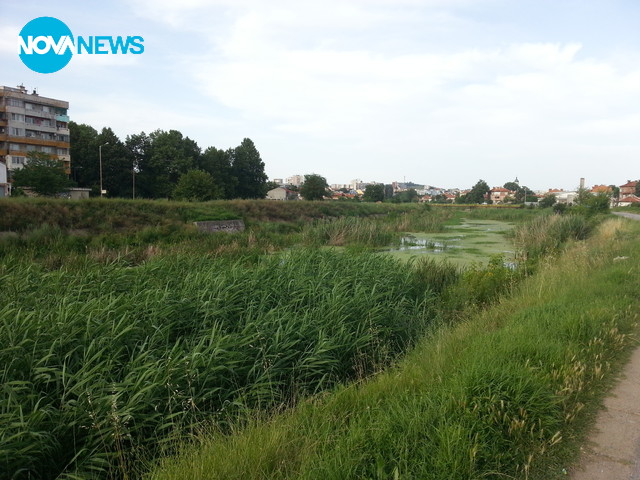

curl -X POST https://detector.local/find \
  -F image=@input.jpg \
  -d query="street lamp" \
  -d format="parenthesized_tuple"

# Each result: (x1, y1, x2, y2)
(99, 142, 109, 197)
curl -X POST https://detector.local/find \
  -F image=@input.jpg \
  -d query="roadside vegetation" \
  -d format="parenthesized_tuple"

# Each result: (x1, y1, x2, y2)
(0, 198, 627, 479)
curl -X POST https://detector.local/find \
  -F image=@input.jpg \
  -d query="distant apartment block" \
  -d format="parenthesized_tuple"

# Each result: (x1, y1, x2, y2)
(286, 175, 304, 187)
(0, 85, 71, 178)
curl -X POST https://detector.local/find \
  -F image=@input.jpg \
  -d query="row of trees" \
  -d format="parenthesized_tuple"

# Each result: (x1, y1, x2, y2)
(69, 123, 269, 200)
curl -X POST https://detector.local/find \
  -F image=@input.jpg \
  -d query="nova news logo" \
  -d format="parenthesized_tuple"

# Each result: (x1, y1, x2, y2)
(19, 16, 144, 74)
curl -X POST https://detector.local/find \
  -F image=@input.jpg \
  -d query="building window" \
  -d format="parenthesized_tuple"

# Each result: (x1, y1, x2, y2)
(56, 148, 68, 156)
(42, 106, 50, 113)
(11, 156, 25, 165)
(7, 98, 23, 107)
(10, 113, 24, 122)
(10, 128, 23, 136)
(9, 143, 22, 151)
(26, 145, 36, 152)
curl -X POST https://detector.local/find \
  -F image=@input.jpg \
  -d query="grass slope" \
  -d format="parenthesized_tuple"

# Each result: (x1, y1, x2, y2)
(149, 217, 640, 480)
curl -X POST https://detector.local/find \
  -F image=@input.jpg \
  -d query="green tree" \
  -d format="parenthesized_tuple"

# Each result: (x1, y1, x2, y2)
(300, 174, 329, 201)
(138, 130, 200, 198)
(609, 185, 620, 206)
(173, 170, 221, 201)
(635, 181, 640, 196)
(363, 184, 384, 202)
(461, 180, 491, 204)
(12, 152, 72, 196)
(125, 132, 151, 199)
(98, 128, 135, 198)
(199, 146, 237, 199)
(503, 181, 519, 192)
(514, 186, 534, 203)
(69, 121, 99, 189)
(392, 188, 419, 203)
(384, 184, 394, 200)
(538, 193, 557, 208)
(431, 193, 450, 203)
(230, 138, 268, 199)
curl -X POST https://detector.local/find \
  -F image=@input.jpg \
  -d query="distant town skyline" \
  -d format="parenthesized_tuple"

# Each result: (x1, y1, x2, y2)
(2, 1, 639, 191)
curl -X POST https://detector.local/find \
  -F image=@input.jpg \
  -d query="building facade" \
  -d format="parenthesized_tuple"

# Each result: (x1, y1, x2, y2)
(620, 180, 638, 197)
(0, 85, 71, 177)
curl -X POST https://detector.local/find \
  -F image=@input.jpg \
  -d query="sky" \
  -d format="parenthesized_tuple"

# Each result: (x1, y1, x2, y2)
(1, 0, 639, 191)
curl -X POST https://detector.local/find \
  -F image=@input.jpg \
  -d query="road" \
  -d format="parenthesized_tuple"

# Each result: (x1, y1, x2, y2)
(613, 211, 640, 221)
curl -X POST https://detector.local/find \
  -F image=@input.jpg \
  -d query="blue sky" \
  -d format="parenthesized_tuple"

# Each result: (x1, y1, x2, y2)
(2, 0, 639, 190)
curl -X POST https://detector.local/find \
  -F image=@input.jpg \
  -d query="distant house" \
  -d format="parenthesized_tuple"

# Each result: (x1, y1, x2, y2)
(590, 185, 611, 194)
(618, 195, 640, 207)
(620, 180, 638, 197)
(489, 187, 513, 204)
(551, 190, 578, 204)
(266, 187, 298, 201)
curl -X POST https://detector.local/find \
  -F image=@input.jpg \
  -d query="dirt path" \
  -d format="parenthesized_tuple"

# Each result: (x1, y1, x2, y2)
(569, 347, 640, 479)
(570, 212, 640, 479)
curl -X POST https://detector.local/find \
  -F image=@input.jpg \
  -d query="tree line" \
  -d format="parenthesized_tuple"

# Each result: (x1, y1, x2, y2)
(68, 123, 269, 200)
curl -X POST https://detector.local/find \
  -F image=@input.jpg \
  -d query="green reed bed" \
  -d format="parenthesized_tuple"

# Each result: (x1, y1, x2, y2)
(0, 248, 447, 479)
(300, 209, 451, 248)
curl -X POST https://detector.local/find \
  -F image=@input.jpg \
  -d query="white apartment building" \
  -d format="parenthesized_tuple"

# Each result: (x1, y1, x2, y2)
(0, 85, 71, 178)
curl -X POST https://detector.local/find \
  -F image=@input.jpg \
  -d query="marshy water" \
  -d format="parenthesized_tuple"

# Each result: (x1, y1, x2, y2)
(387, 219, 516, 267)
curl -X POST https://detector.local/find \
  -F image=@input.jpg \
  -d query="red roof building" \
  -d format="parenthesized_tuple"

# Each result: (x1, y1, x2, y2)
(620, 180, 638, 196)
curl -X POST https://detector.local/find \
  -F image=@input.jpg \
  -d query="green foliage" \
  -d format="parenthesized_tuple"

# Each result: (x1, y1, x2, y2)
(391, 188, 419, 203)
(538, 193, 557, 208)
(173, 170, 221, 201)
(138, 130, 201, 198)
(230, 138, 268, 199)
(513, 213, 594, 266)
(448, 255, 519, 306)
(199, 147, 237, 199)
(71, 123, 270, 201)
(11, 152, 72, 196)
(503, 181, 519, 192)
(363, 184, 384, 202)
(0, 249, 440, 478)
(458, 180, 490, 204)
(299, 174, 329, 201)
(69, 121, 100, 188)
(573, 192, 610, 216)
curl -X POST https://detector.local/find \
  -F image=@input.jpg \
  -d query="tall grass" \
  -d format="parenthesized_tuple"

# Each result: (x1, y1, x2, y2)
(0, 248, 449, 479)
(300, 209, 450, 247)
(513, 213, 595, 266)
(148, 218, 640, 480)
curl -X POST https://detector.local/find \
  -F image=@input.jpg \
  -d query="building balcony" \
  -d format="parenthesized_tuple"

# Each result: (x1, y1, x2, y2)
(55, 114, 70, 122)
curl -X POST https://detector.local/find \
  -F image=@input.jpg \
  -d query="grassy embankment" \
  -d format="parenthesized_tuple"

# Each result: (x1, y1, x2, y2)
(0, 198, 445, 266)
(149, 215, 639, 480)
